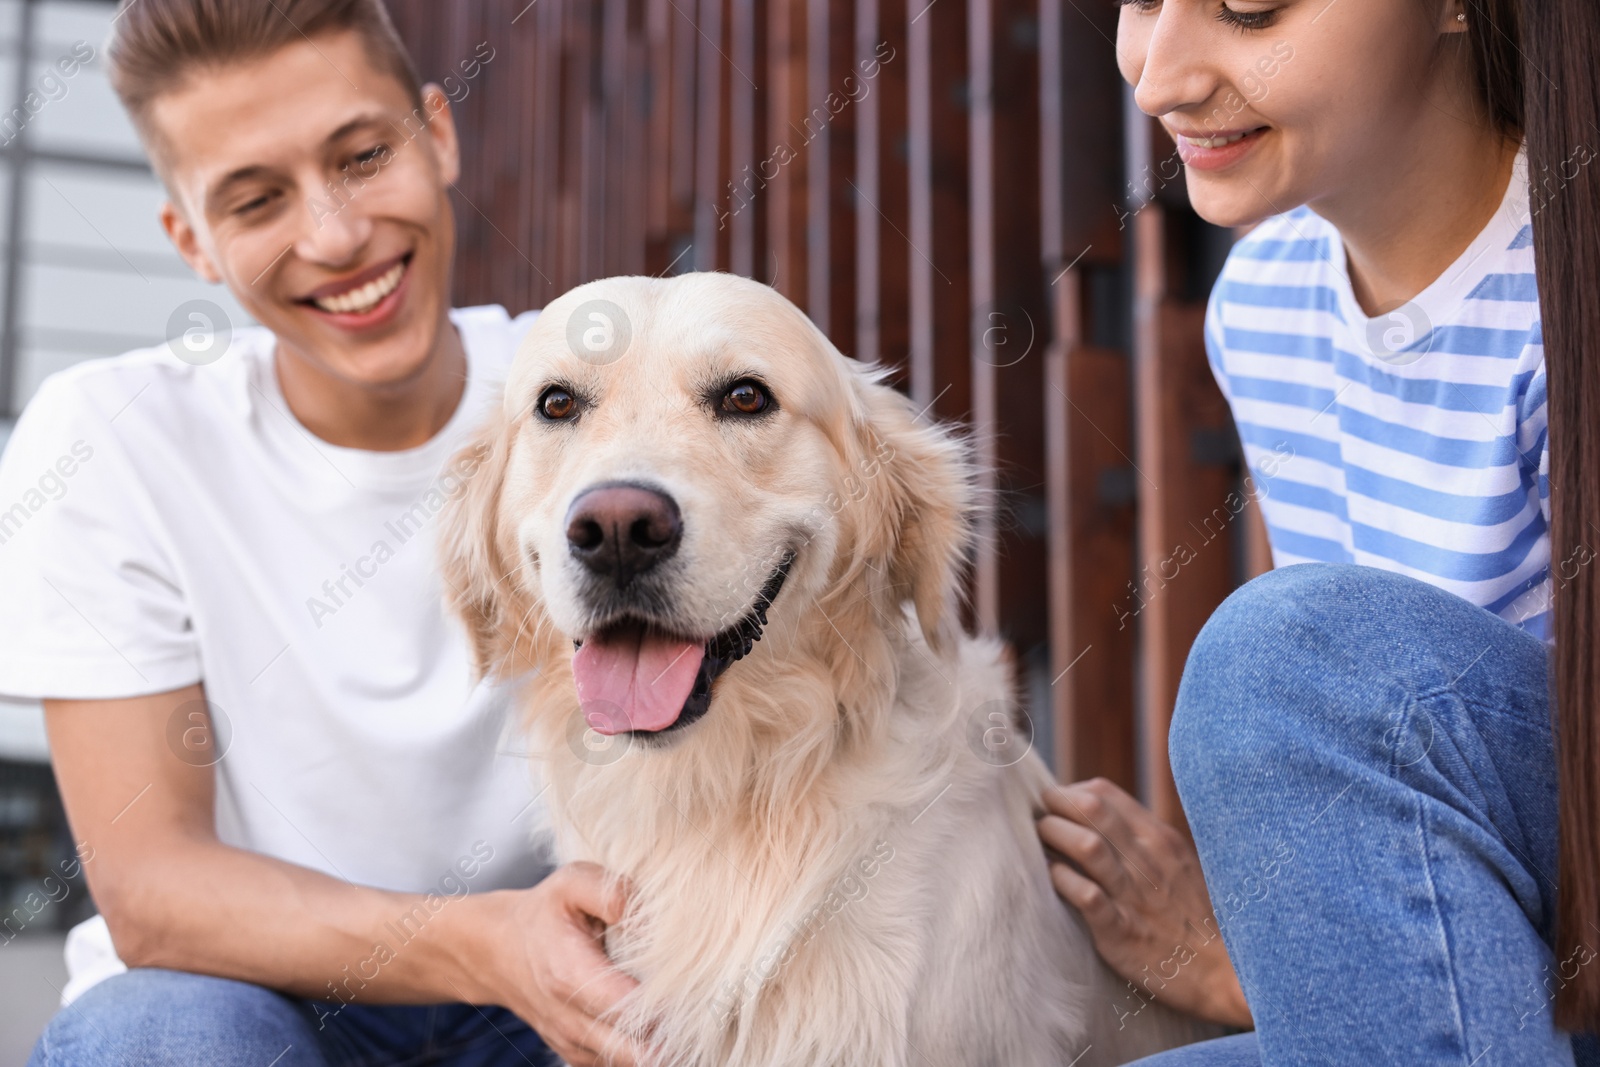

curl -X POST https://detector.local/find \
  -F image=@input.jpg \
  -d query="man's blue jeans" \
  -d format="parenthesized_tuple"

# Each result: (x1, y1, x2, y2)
(1134, 563, 1597, 1066)
(27, 966, 558, 1066)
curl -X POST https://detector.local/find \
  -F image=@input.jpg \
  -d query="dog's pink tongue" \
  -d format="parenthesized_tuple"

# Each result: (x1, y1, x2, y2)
(573, 630, 704, 734)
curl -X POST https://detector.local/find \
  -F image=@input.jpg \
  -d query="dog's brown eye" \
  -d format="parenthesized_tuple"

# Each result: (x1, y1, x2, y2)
(538, 386, 578, 421)
(722, 380, 770, 416)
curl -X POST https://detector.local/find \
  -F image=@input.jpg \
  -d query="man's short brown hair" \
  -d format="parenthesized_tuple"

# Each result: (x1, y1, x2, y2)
(108, 0, 423, 166)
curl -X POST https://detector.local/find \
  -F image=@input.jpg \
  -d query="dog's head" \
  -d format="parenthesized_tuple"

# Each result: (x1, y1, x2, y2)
(440, 273, 971, 753)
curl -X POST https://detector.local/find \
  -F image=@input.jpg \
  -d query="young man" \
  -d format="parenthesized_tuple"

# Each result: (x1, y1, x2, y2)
(0, 2, 643, 1064)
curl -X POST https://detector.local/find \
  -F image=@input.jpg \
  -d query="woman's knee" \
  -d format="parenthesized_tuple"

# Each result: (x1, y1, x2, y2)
(30, 968, 325, 1066)
(1168, 563, 1508, 800)
(1177, 559, 1548, 799)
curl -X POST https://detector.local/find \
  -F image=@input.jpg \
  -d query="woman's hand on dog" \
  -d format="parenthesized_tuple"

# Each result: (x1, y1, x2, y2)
(463, 861, 649, 1065)
(1037, 779, 1254, 1030)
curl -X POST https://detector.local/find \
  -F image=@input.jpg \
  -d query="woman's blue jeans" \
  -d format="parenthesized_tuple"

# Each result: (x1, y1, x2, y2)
(27, 966, 558, 1066)
(1135, 563, 1598, 1066)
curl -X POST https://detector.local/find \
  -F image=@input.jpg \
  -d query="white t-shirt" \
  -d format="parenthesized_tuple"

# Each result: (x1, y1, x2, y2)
(0, 305, 551, 999)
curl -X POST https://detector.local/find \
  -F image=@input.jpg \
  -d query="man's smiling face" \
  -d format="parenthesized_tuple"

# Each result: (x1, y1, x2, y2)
(152, 28, 460, 389)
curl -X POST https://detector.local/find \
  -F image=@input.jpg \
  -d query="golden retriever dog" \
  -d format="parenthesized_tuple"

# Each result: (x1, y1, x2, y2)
(439, 272, 1206, 1066)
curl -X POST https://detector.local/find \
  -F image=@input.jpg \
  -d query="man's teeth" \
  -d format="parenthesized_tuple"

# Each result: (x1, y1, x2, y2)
(313, 260, 405, 314)
(1185, 130, 1254, 149)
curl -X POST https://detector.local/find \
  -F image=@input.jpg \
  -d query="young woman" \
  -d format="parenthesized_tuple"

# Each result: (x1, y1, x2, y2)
(1036, 0, 1600, 1062)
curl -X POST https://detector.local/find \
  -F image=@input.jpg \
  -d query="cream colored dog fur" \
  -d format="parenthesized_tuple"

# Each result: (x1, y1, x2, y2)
(439, 272, 1206, 1066)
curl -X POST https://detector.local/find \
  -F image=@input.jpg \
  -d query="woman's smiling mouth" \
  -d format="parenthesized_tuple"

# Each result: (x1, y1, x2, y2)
(1168, 124, 1270, 171)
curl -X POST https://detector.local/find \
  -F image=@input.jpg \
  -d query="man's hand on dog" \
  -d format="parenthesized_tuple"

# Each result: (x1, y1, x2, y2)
(465, 862, 648, 1066)
(1037, 779, 1254, 1029)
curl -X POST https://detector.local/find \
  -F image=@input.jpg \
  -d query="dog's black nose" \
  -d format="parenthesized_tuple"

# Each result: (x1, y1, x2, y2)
(566, 483, 682, 584)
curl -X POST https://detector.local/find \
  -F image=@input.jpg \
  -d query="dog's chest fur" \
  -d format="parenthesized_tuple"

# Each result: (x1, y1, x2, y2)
(531, 627, 1204, 1067)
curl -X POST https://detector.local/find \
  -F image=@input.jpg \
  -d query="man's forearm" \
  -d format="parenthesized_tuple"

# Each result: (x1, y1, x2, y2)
(105, 838, 506, 1011)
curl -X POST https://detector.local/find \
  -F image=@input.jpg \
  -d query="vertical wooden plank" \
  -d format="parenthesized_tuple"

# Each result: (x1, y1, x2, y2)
(668, 0, 699, 220)
(1038, 0, 1136, 788)
(1046, 278, 1138, 788)
(1130, 193, 1238, 825)
(969, 0, 1047, 653)
(805, 0, 830, 334)
(530, 0, 563, 300)
(621, 0, 651, 275)
(692, 0, 732, 270)
(580, 2, 607, 279)
(853, 0, 909, 375)
(801, 0, 857, 346)
(853, 0, 881, 364)
(557, 2, 585, 289)
(646, 0, 674, 242)
(806, 0, 832, 335)
(601, 0, 631, 274)
(966, 0, 1002, 630)
(508, 3, 540, 304)
(645, 0, 698, 274)
(905, 0, 969, 421)
(766, 0, 809, 305)
(726, 0, 765, 277)
(451, 1, 483, 301)
(477, 0, 511, 305)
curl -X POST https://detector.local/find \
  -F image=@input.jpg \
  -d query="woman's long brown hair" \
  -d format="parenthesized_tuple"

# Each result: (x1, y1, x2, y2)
(1467, 0, 1600, 1029)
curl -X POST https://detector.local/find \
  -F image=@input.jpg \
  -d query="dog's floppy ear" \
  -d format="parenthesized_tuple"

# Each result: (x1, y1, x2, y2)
(840, 366, 975, 650)
(437, 403, 535, 678)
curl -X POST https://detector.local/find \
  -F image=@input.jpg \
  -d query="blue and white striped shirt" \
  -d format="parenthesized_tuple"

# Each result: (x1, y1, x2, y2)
(1205, 148, 1553, 640)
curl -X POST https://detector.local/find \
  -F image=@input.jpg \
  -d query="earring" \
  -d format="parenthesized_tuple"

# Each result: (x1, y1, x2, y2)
(1456, 12, 1466, 20)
